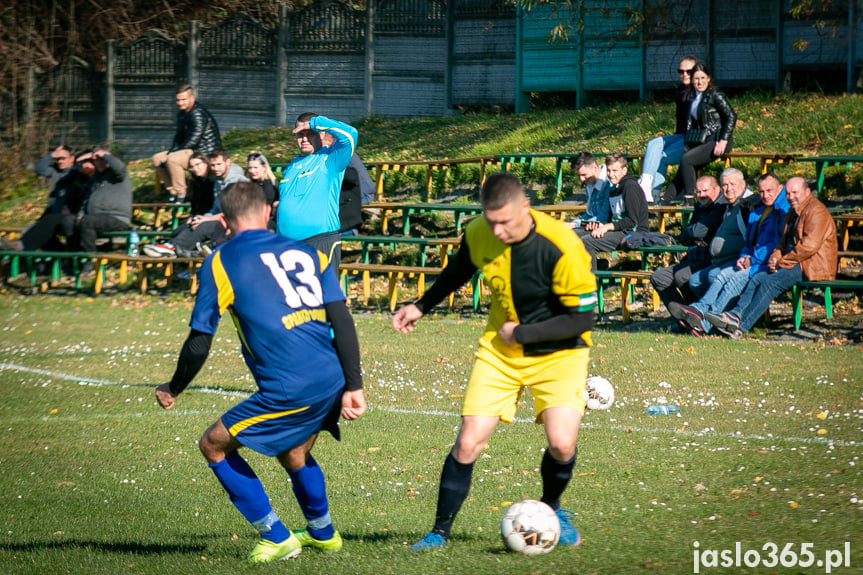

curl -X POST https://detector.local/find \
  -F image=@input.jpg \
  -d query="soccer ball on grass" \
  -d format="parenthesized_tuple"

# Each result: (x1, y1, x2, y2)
(500, 499, 560, 555)
(584, 375, 615, 410)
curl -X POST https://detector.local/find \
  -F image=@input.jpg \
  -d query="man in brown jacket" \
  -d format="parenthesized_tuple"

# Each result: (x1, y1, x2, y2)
(706, 176, 837, 337)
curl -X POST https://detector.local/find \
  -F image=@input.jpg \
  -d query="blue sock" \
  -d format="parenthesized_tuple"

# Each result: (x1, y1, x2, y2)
(209, 452, 290, 543)
(287, 455, 334, 540)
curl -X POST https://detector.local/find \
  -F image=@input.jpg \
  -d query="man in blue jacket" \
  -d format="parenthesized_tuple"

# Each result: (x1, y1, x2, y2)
(669, 173, 789, 335)
(276, 113, 358, 270)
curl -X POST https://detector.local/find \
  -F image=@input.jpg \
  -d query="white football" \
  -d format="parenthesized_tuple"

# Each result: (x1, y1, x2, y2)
(500, 499, 560, 555)
(584, 375, 615, 410)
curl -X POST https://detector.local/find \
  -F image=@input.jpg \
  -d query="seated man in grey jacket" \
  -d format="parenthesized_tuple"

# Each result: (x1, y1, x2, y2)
(686, 167, 757, 299)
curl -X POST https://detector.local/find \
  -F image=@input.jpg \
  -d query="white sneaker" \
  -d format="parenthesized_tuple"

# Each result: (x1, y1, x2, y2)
(196, 242, 213, 257)
(638, 174, 654, 203)
(142, 243, 176, 258)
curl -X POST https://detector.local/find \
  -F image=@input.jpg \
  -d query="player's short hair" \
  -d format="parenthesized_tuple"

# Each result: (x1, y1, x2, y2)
(571, 152, 597, 172)
(605, 152, 628, 168)
(176, 83, 193, 95)
(220, 181, 267, 223)
(480, 172, 526, 210)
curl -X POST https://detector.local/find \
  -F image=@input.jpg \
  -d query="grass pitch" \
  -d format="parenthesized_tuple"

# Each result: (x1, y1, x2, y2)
(0, 294, 861, 574)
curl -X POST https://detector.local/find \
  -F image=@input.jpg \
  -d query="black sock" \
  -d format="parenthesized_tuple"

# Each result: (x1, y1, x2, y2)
(431, 453, 474, 539)
(540, 448, 576, 510)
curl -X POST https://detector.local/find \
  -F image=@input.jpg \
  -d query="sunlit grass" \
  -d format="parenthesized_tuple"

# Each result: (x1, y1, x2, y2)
(1, 295, 861, 574)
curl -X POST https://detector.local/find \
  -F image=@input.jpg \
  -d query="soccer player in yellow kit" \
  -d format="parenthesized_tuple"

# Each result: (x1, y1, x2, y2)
(392, 172, 596, 550)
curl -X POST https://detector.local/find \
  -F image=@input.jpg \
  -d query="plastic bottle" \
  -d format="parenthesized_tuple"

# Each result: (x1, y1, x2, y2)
(129, 228, 140, 257)
(646, 404, 681, 415)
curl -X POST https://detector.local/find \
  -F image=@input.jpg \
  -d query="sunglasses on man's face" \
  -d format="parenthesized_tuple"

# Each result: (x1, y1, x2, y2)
(678, 68, 693, 75)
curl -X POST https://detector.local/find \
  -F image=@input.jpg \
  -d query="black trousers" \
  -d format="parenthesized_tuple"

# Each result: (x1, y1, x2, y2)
(72, 214, 128, 252)
(661, 139, 732, 204)
(21, 214, 72, 251)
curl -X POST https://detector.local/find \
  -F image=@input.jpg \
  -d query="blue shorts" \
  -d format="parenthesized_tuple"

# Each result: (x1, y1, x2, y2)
(221, 391, 341, 457)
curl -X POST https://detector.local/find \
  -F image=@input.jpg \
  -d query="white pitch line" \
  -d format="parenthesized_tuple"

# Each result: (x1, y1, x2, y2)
(1, 363, 858, 447)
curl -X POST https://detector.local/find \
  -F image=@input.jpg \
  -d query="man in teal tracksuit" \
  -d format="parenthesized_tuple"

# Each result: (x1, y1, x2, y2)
(276, 113, 358, 270)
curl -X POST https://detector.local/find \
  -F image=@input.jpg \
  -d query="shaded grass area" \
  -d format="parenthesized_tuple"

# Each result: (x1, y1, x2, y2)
(1, 295, 861, 574)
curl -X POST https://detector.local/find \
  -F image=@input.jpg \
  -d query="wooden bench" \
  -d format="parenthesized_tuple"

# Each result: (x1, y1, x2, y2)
(0, 250, 92, 290)
(131, 202, 190, 230)
(722, 152, 802, 174)
(92, 254, 204, 295)
(366, 202, 483, 236)
(838, 251, 863, 270)
(0, 225, 21, 239)
(637, 244, 689, 270)
(795, 155, 863, 195)
(791, 279, 863, 330)
(99, 229, 173, 254)
(340, 235, 461, 267)
(338, 262, 445, 311)
(835, 211, 863, 251)
(365, 156, 497, 201)
(594, 270, 658, 323)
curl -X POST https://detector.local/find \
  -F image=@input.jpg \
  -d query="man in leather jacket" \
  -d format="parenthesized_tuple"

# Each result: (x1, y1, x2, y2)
(152, 84, 222, 203)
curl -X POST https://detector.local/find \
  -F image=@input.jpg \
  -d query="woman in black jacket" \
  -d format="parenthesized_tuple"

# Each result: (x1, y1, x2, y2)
(187, 152, 215, 216)
(661, 63, 736, 204)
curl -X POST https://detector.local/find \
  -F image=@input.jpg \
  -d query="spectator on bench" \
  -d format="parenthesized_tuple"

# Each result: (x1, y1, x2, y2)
(246, 151, 278, 231)
(1, 146, 88, 252)
(70, 146, 132, 251)
(661, 63, 736, 205)
(187, 152, 215, 216)
(568, 151, 611, 234)
(143, 149, 247, 258)
(669, 173, 789, 336)
(638, 54, 698, 203)
(706, 177, 837, 338)
(152, 84, 221, 204)
(650, 174, 725, 312)
(686, 168, 757, 300)
(579, 152, 649, 270)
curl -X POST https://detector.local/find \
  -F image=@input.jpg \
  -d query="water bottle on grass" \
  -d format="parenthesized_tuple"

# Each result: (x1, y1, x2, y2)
(646, 404, 681, 415)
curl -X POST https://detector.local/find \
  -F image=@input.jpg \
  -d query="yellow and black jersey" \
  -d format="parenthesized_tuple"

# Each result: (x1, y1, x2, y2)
(416, 209, 596, 358)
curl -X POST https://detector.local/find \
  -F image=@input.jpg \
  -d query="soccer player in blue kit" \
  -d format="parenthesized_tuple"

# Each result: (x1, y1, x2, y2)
(155, 181, 366, 562)
(392, 173, 597, 551)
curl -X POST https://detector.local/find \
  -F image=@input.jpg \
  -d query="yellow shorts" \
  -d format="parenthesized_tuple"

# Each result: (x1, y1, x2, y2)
(462, 346, 589, 423)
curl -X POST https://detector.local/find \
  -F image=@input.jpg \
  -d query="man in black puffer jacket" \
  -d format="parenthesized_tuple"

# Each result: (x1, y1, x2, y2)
(152, 84, 221, 203)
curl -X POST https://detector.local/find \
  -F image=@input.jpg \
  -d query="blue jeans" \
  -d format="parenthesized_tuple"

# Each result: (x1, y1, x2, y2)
(641, 134, 685, 194)
(688, 261, 734, 299)
(691, 266, 752, 332)
(729, 265, 803, 333)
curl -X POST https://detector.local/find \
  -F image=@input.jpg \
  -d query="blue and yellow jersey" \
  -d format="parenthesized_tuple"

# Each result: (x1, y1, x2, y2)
(190, 229, 346, 408)
(276, 116, 358, 241)
(464, 209, 596, 358)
